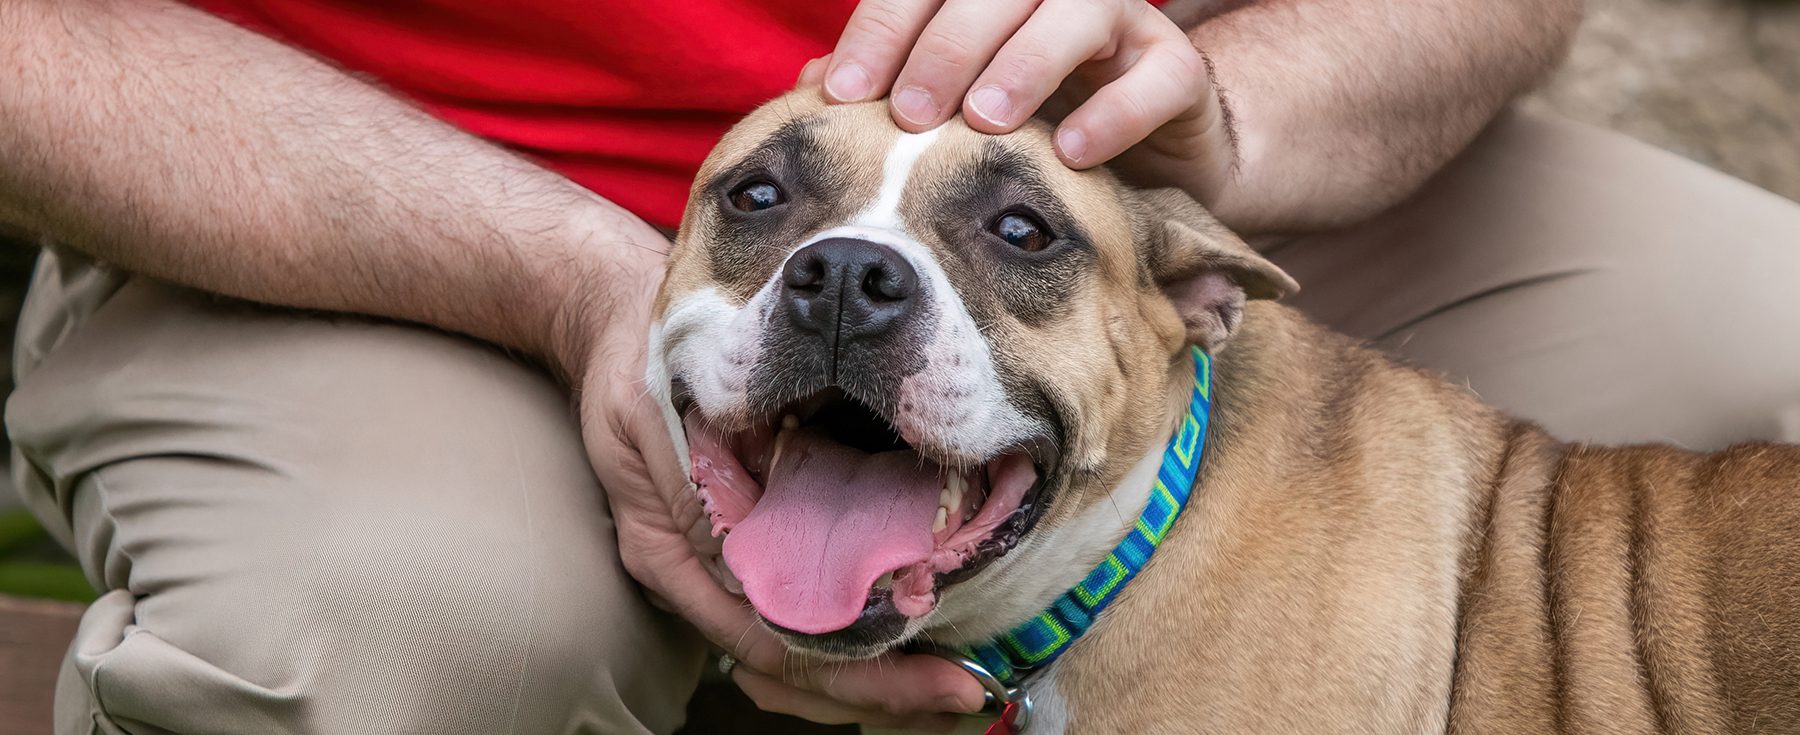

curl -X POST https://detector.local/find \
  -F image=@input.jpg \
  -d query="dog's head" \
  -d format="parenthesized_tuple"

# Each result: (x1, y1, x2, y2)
(648, 91, 1296, 658)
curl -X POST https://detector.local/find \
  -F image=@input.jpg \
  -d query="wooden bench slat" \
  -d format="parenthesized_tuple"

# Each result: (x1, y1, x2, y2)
(0, 595, 81, 735)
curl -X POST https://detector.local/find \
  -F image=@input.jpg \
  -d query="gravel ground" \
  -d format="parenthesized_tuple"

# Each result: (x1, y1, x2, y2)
(1528, 0, 1800, 201)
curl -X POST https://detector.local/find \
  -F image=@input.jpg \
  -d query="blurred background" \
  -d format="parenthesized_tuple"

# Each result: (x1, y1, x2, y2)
(1528, 0, 1800, 202)
(1, 0, 1797, 729)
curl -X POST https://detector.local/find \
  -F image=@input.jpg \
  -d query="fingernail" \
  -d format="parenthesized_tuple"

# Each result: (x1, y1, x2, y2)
(826, 62, 872, 101)
(893, 85, 940, 126)
(967, 86, 1014, 126)
(1057, 126, 1089, 164)
(946, 686, 986, 714)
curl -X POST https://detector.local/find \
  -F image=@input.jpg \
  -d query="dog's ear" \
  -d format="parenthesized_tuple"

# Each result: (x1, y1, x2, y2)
(1135, 188, 1299, 352)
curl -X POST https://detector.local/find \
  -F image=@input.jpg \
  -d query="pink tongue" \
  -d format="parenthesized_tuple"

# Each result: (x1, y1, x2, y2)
(722, 428, 942, 634)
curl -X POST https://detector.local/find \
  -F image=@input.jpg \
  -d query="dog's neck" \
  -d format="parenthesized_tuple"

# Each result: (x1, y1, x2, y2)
(922, 302, 1453, 666)
(1029, 303, 1537, 731)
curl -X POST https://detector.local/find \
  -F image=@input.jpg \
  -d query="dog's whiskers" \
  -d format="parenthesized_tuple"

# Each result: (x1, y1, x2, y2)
(733, 618, 758, 659)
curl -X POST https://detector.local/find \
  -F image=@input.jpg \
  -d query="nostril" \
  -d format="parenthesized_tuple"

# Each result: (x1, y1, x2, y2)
(862, 267, 908, 302)
(781, 237, 917, 341)
(783, 252, 828, 293)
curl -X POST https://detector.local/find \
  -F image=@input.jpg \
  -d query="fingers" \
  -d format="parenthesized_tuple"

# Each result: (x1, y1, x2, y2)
(1054, 32, 1212, 168)
(639, 413, 690, 504)
(961, 0, 1123, 132)
(823, 0, 945, 103)
(773, 651, 987, 716)
(624, 529, 985, 719)
(885, 0, 1039, 129)
(819, 0, 1206, 164)
(733, 667, 964, 731)
(721, 613, 984, 716)
(817, 0, 1215, 173)
(627, 539, 791, 673)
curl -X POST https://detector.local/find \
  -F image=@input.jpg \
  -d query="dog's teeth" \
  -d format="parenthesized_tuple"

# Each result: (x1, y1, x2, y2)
(770, 429, 791, 470)
(874, 571, 894, 589)
(936, 485, 958, 527)
(769, 415, 799, 469)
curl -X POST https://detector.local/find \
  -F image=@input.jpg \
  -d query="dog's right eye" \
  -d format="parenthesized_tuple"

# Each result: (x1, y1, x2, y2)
(990, 211, 1053, 253)
(728, 180, 787, 212)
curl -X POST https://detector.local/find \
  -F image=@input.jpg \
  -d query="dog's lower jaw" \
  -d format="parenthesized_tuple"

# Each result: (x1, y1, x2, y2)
(771, 635, 905, 662)
(765, 614, 932, 662)
(762, 588, 914, 659)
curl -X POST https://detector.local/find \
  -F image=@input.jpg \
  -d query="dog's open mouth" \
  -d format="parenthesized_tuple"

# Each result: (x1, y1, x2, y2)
(677, 383, 1052, 639)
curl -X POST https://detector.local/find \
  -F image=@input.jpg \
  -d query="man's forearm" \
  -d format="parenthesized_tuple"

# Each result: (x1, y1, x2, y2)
(1189, 0, 1582, 234)
(0, 0, 664, 374)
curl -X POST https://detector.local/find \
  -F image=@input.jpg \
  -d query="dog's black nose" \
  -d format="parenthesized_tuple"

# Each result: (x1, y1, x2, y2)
(780, 238, 918, 344)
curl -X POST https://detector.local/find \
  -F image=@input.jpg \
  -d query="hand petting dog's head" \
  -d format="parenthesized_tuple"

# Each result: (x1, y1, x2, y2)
(647, 90, 1295, 658)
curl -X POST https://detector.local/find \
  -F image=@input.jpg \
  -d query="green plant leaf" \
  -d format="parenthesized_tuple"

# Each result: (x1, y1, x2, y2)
(0, 508, 49, 554)
(0, 561, 96, 603)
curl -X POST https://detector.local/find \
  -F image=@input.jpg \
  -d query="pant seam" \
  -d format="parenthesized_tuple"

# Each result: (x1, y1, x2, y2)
(492, 361, 540, 735)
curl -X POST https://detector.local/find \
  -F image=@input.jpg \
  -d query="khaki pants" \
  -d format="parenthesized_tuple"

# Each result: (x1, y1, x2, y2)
(10, 110, 1800, 734)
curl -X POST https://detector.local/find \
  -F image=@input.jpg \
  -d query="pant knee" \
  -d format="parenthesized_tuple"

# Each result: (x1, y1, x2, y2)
(60, 550, 704, 735)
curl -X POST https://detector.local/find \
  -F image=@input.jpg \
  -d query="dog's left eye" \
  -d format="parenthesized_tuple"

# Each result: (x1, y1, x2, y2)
(729, 180, 787, 212)
(990, 211, 1053, 252)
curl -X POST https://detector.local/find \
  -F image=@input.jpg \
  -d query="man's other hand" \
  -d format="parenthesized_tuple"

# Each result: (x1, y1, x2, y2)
(799, 0, 1233, 204)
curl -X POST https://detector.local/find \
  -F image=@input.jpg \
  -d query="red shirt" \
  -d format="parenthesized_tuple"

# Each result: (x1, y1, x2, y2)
(190, 0, 859, 228)
(188, 2, 1164, 229)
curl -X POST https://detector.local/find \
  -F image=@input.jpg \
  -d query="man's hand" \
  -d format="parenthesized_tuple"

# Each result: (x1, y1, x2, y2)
(798, 0, 1234, 205)
(800, 0, 1581, 235)
(558, 250, 986, 730)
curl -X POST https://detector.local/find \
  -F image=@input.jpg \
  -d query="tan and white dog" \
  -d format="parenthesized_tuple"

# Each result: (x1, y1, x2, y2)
(647, 91, 1800, 733)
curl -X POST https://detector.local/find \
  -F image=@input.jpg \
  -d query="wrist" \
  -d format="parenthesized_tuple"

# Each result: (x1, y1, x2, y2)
(534, 205, 668, 386)
(1187, 47, 1238, 212)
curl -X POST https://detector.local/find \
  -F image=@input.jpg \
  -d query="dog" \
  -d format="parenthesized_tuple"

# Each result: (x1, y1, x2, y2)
(645, 90, 1800, 733)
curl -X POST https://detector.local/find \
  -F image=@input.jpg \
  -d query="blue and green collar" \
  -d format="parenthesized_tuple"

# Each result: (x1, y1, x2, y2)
(956, 346, 1213, 688)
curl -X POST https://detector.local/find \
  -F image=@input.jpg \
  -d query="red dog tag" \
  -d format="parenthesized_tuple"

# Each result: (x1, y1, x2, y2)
(984, 701, 1022, 735)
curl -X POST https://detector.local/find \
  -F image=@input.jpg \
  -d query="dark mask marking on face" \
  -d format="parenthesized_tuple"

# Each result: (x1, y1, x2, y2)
(703, 118, 866, 301)
(920, 140, 1093, 330)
